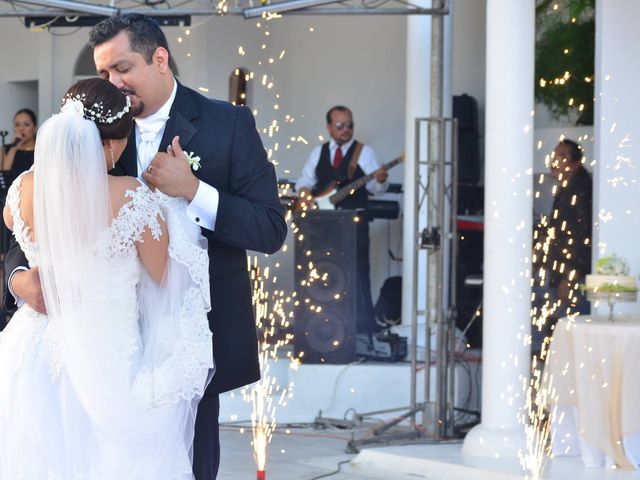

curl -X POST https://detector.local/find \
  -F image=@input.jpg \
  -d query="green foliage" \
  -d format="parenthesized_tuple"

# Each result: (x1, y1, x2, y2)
(535, 0, 595, 125)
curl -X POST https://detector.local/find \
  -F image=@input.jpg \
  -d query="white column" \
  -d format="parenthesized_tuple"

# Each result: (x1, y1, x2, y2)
(592, 0, 640, 316)
(400, 0, 453, 347)
(463, 0, 534, 457)
(401, 1, 432, 335)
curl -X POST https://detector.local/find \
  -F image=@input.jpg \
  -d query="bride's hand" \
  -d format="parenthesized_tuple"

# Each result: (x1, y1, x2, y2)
(142, 136, 199, 201)
(11, 267, 46, 314)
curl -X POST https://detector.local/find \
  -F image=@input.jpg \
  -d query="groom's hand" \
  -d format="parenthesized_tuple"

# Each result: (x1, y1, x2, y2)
(11, 267, 46, 314)
(142, 136, 199, 202)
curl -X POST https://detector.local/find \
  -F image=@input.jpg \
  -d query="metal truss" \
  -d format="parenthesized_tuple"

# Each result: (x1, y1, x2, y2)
(0, 0, 448, 18)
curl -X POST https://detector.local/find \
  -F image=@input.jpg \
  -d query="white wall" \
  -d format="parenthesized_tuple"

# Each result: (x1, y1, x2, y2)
(593, 0, 640, 314)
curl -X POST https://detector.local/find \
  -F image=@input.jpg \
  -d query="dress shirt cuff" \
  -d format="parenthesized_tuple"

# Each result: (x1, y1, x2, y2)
(186, 180, 219, 232)
(8, 266, 27, 307)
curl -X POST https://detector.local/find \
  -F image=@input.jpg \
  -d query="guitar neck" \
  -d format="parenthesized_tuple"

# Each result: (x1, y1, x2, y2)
(330, 157, 402, 205)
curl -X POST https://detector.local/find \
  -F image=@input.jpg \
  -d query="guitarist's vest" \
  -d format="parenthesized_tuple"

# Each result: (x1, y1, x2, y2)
(312, 141, 368, 210)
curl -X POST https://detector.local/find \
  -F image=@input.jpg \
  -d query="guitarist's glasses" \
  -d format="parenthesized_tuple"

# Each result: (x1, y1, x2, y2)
(334, 121, 354, 130)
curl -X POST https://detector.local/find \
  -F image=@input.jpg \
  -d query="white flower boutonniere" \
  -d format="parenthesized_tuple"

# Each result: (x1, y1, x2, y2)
(185, 151, 202, 171)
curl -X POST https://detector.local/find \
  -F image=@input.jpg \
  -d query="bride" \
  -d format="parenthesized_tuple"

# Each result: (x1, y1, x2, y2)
(0, 78, 213, 479)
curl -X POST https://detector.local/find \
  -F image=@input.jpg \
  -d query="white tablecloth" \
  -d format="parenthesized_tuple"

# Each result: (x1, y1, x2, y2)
(545, 315, 640, 469)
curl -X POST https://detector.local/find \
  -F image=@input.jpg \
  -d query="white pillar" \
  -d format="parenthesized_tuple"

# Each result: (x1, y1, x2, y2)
(400, 0, 453, 349)
(463, 0, 534, 458)
(592, 0, 640, 316)
(401, 1, 432, 336)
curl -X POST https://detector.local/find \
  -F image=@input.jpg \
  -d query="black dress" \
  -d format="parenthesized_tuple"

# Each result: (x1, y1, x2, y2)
(8, 149, 34, 177)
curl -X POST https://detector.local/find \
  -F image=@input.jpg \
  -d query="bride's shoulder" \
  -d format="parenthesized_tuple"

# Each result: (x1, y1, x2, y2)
(108, 176, 162, 222)
(9, 170, 33, 191)
(109, 176, 151, 207)
(5, 170, 33, 208)
(109, 175, 143, 194)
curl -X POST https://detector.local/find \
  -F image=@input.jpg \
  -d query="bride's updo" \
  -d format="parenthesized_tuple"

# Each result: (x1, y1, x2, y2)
(62, 78, 133, 140)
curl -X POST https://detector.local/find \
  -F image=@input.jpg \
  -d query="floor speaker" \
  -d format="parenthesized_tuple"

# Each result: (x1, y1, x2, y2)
(456, 228, 483, 348)
(293, 210, 364, 364)
(453, 94, 482, 185)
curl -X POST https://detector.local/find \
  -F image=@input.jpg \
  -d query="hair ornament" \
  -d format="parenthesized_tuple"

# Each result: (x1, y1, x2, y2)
(61, 93, 131, 125)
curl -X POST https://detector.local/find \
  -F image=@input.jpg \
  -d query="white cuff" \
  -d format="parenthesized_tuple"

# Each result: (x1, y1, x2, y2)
(186, 181, 219, 232)
(8, 267, 27, 307)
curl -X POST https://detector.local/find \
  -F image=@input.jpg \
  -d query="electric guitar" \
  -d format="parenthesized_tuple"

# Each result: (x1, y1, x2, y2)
(313, 154, 404, 210)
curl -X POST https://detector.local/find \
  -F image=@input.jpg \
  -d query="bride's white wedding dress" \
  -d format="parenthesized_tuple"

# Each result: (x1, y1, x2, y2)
(0, 173, 213, 479)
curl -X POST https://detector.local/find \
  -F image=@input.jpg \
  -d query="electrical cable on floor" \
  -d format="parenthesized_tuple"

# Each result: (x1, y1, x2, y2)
(308, 459, 351, 480)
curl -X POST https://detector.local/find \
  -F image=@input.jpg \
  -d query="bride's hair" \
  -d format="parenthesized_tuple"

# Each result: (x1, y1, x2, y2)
(62, 78, 133, 140)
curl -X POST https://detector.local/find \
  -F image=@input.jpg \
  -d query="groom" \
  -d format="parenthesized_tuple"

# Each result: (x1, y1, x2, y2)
(5, 13, 287, 480)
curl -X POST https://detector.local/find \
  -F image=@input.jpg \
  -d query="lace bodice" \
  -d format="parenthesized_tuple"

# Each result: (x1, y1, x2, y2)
(5, 173, 163, 268)
(5, 172, 38, 266)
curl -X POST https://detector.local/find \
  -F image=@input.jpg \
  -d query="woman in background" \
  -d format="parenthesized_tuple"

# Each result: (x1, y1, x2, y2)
(1, 108, 37, 175)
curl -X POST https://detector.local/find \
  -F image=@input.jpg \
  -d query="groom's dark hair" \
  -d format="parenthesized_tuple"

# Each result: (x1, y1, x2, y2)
(89, 14, 177, 72)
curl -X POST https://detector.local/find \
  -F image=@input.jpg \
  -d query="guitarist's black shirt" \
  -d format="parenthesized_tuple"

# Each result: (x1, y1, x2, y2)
(312, 141, 368, 210)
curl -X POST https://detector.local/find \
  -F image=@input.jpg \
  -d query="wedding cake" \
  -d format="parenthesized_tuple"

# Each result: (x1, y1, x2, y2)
(584, 255, 638, 293)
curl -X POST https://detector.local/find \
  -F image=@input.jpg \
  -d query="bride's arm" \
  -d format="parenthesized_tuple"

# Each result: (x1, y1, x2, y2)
(112, 177, 169, 284)
(136, 219, 169, 283)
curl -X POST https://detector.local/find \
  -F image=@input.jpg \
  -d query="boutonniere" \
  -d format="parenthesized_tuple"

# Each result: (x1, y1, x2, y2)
(185, 151, 202, 171)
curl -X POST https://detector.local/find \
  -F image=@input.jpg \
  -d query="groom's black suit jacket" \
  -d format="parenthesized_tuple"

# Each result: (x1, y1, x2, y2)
(4, 82, 287, 395)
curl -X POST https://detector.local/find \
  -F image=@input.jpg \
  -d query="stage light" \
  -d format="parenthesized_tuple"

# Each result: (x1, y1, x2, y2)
(18, 0, 117, 16)
(243, 0, 338, 19)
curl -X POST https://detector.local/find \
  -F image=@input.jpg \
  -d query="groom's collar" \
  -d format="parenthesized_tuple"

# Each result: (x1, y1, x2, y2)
(135, 78, 177, 131)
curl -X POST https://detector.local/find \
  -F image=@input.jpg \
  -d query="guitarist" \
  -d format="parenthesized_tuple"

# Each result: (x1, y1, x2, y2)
(295, 105, 389, 334)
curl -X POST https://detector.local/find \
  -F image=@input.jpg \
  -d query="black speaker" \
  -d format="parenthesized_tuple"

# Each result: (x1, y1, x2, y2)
(293, 210, 364, 364)
(453, 94, 482, 185)
(456, 228, 483, 348)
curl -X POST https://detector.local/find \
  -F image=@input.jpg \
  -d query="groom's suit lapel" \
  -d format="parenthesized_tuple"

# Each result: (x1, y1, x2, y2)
(160, 82, 197, 166)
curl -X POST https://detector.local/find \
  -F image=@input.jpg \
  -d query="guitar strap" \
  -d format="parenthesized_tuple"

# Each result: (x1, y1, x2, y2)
(347, 142, 364, 180)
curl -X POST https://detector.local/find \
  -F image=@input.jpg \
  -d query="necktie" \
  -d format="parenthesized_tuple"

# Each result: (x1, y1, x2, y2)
(135, 116, 169, 174)
(333, 146, 343, 170)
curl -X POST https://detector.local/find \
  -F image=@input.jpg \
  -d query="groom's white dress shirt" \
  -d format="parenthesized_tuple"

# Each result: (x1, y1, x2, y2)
(134, 79, 219, 233)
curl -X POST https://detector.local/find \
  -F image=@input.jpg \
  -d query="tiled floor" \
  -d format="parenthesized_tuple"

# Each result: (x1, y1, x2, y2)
(218, 424, 640, 480)
(218, 423, 417, 479)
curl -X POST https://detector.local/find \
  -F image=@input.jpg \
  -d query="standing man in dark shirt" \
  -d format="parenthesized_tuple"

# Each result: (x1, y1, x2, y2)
(532, 138, 592, 352)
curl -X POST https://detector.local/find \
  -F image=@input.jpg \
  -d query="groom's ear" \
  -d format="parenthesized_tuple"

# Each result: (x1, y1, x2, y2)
(153, 47, 170, 74)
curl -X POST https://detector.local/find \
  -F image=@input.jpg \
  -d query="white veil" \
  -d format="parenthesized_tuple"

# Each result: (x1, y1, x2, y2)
(33, 100, 213, 478)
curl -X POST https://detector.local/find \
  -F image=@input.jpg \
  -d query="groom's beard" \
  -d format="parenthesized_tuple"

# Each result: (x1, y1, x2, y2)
(121, 90, 144, 117)
(130, 99, 145, 117)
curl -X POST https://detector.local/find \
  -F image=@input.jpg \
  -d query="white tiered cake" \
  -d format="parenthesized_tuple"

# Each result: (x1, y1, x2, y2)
(585, 274, 637, 292)
(584, 255, 638, 293)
